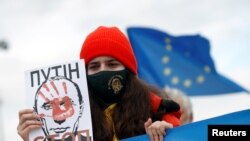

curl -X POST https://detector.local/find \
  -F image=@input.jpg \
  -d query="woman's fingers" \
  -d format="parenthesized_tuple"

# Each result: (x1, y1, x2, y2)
(17, 109, 43, 141)
(19, 109, 33, 119)
(18, 124, 42, 138)
(144, 118, 154, 141)
(151, 127, 159, 141)
(158, 121, 173, 135)
(144, 119, 173, 141)
(19, 120, 43, 131)
(144, 118, 152, 129)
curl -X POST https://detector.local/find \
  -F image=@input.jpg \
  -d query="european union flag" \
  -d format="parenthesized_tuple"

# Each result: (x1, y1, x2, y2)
(127, 27, 247, 96)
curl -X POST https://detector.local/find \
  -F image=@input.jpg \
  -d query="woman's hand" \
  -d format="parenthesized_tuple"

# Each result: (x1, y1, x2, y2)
(144, 118, 173, 141)
(17, 109, 43, 141)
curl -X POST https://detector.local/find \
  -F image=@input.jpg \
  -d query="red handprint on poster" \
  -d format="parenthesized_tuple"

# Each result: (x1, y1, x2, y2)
(25, 60, 92, 141)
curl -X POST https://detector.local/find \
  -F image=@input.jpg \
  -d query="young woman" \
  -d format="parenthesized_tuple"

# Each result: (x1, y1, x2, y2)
(17, 26, 181, 141)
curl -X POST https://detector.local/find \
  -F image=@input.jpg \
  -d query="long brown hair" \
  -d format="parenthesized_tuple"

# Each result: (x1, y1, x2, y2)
(88, 72, 163, 141)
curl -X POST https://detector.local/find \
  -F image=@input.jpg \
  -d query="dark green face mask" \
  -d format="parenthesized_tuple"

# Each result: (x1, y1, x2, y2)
(87, 69, 129, 105)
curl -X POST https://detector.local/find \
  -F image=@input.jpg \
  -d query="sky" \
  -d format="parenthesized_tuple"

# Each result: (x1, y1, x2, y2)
(0, 0, 250, 140)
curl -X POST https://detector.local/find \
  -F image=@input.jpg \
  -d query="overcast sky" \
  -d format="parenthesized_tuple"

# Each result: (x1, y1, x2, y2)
(0, 0, 250, 140)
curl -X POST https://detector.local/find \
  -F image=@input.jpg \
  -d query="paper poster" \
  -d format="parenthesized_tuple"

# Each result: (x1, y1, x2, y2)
(25, 59, 93, 141)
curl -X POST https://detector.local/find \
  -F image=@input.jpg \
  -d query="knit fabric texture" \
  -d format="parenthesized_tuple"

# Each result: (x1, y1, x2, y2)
(80, 26, 137, 74)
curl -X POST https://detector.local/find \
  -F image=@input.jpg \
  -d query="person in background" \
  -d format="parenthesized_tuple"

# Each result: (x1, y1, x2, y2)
(17, 26, 181, 141)
(164, 87, 193, 125)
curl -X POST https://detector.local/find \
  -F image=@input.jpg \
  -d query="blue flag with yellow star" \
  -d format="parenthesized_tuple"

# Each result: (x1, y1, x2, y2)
(127, 27, 247, 96)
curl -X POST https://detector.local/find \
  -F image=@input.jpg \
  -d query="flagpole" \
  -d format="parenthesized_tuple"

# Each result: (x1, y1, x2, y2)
(0, 98, 4, 141)
(0, 40, 8, 50)
(0, 40, 7, 141)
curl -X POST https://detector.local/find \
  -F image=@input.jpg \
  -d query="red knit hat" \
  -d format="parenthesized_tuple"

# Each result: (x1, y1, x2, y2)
(80, 26, 137, 74)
